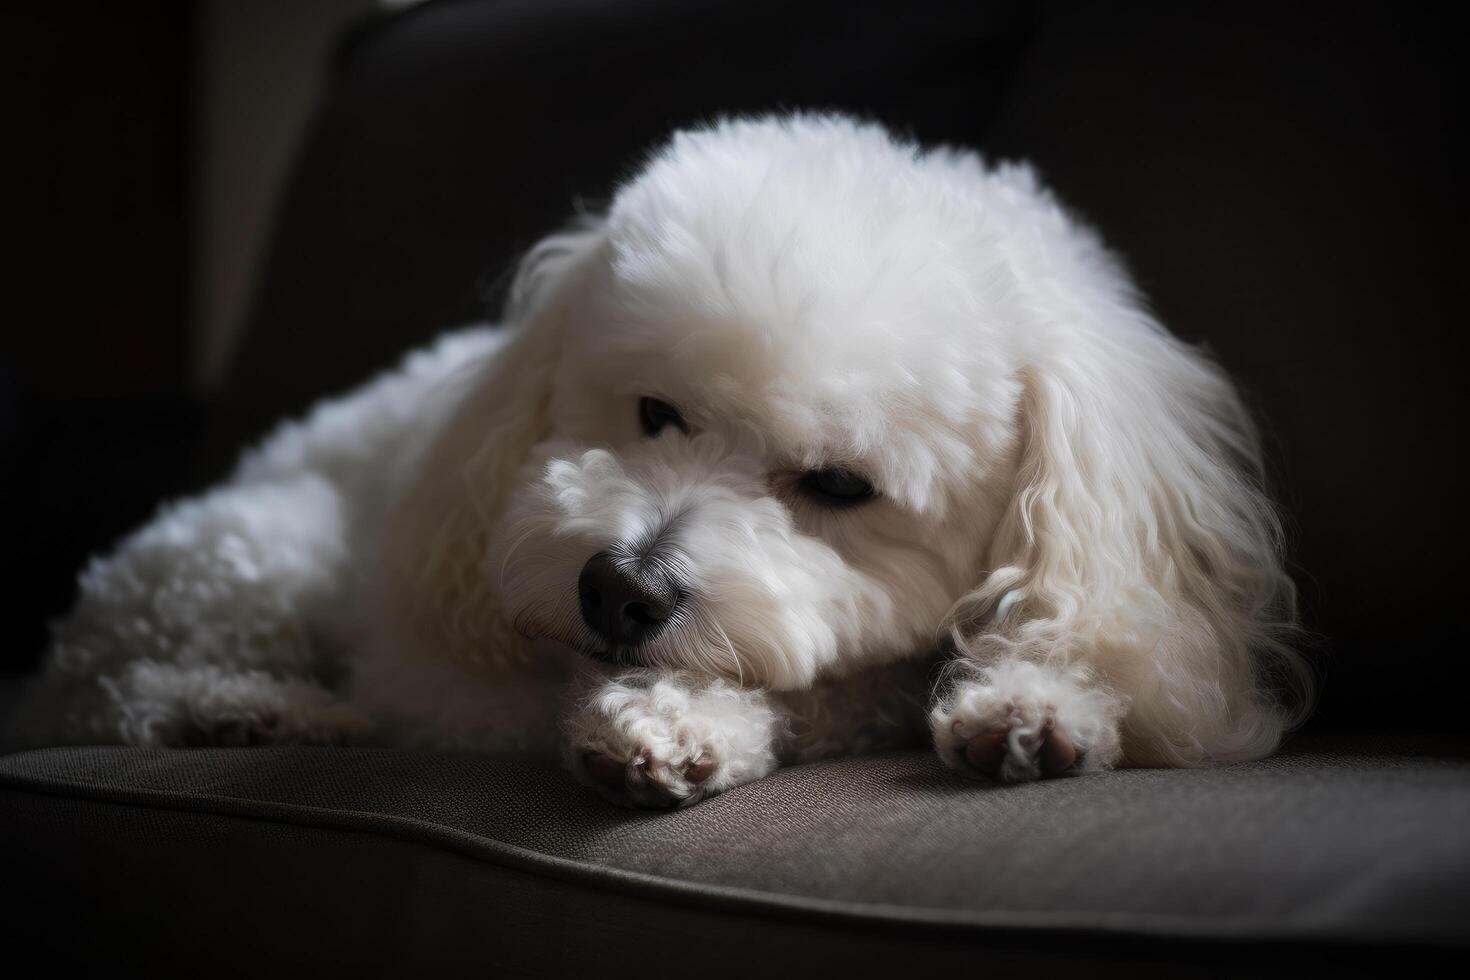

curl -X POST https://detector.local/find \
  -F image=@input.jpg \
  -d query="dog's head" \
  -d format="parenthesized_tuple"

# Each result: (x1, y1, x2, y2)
(395, 115, 1302, 721)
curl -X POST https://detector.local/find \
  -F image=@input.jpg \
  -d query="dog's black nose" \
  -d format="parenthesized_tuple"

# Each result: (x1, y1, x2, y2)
(578, 551, 681, 648)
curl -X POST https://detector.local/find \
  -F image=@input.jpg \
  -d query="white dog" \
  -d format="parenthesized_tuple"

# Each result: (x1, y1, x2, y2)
(12, 114, 1313, 807)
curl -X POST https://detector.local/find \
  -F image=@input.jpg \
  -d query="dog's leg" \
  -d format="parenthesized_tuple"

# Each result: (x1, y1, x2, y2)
(562, 670, 779, 809)
(100, 661, 370, 747)
(10, 474, 362, 749)
(929, 658, 1125, 783)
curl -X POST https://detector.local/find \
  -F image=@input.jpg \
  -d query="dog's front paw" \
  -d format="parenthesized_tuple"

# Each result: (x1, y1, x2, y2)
(575, 742, 720, 810)
(930, 660, 1123, 783)
(563, 674, 777, 809)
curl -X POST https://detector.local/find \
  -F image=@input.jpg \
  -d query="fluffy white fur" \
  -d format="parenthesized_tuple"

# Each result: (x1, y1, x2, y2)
(11, 114, 1313, 807)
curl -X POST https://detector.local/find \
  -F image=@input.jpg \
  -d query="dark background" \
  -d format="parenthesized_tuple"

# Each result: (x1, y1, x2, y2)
(5, 3, 196, 672)
(2, 1, 1461, 732)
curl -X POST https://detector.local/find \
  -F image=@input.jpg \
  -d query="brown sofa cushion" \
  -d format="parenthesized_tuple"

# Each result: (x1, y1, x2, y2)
(3, 734, 1467, 972)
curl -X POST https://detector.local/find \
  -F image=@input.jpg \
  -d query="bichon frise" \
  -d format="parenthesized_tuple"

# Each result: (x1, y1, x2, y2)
(13, 114, 1313, 807)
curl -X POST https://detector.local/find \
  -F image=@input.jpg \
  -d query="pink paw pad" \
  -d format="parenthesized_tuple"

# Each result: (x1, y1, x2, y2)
(957, 706, 1079, 782)
(581, 749, 717, 809)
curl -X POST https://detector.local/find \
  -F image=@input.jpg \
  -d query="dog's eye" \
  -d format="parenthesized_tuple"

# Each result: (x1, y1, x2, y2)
(799, 467, 876, 505)
(639, 397, 689, 437)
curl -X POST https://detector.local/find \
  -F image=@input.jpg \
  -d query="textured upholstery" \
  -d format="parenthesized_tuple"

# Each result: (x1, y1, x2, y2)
(4, 736, 1468, 969)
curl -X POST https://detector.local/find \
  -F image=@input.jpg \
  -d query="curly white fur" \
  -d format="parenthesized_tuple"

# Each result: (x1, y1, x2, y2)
(10, 114, 1313, 804)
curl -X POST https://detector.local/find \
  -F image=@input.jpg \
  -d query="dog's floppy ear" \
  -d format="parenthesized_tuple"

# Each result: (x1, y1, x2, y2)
(958, 298, 1314, 765)
(384, 220, 607, 657)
